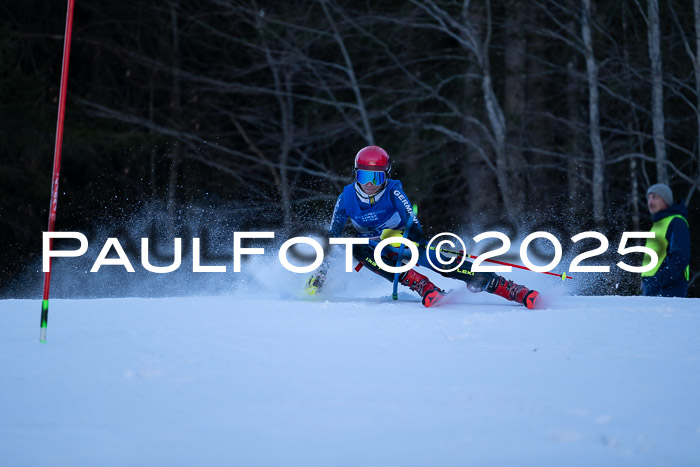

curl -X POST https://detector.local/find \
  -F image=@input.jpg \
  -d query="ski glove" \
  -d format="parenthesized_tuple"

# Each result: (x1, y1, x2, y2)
(380, 228, 420, 247)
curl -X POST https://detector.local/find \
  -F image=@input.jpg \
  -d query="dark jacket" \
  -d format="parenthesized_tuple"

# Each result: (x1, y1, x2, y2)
(642, 200, 691, 297)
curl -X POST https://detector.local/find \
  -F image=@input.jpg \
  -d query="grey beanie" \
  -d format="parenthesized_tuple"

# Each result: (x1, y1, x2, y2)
(647, 183, 674, 206)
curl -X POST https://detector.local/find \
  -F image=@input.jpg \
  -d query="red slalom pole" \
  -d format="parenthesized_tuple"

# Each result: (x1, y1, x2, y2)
(464, 254, 573, 281)
(426, 245, 573, 281)
(41, 0, 76, 343)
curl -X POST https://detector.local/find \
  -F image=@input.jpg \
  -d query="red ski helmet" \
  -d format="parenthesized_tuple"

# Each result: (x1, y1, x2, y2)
(354, 146, 391, 172)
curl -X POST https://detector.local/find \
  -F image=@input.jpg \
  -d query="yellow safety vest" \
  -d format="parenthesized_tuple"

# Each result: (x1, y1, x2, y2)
(641, 214, 690, 281)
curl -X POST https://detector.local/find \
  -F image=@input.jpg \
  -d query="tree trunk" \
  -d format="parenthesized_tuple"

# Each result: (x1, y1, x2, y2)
(582, 0, 605, 227)
(630, 155, 640, 231)
(167, 0, 182, 232)
(256, 8, 292, 229)
(566, 59, 582, 209)
(468, 2, 513, 217)
(526, 7, 550, 201)
(695, 0, 700, 202)
(321, 0, 374, 145)
(504, 1, 526, 214)
(279, 71, 294, 231)
(482, 71, 513, 214)
(648, 0, 668, 184)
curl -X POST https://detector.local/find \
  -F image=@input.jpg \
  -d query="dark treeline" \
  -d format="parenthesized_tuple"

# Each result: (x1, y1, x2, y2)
(1, 0, 699, 296)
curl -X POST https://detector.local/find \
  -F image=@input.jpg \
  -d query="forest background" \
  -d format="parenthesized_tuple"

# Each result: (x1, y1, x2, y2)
(1, 0, 699, 297)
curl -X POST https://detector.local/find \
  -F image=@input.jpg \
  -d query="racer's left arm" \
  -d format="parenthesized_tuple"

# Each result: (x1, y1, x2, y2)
(389, 182, 424, 242)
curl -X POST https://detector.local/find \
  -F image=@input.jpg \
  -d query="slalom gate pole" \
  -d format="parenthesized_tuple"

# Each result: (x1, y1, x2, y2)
(41, 0, 76, 343)
(425, 244, 572, 281)
(391, 215, 415, 300)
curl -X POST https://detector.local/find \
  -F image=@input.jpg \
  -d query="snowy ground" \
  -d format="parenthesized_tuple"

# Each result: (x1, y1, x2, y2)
(2, 266, 700, 466)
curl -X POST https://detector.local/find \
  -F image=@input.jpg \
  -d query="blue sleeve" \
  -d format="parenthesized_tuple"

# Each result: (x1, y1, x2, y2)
(389, 182, 424, 241)
(328, 193, 348, 237)
(654, 217, 691, 286)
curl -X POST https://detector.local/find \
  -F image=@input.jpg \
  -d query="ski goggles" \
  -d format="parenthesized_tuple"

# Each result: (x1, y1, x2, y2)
(355, 169, 387, 186)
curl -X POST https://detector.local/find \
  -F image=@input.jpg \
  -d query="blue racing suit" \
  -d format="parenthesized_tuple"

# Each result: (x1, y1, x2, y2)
(329, 179, 423, 241)
(327, 180, 494, 290)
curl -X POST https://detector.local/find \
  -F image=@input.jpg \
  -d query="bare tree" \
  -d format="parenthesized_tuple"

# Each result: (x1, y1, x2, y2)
(695, 0, 700, 202)
(407, 0, 521, 218)
(566, 58, 584, 208)
(669, 0, 700, 203)
(167, 0, 183, 231)
(504, 0, 528, 212)
(319, 0, 374, 145)
(581, 0, 605, 226)
(647, 0, 669, 185)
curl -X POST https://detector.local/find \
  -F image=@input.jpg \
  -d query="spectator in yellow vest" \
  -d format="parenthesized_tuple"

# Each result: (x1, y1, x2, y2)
(641, 183, 690, 297)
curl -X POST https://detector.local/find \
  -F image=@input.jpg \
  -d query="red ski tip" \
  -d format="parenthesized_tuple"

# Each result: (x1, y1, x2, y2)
(524, 290, 540, 309)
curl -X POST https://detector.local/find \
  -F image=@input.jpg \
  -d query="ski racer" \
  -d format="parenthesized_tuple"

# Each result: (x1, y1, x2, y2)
(306, 145, 540, 309)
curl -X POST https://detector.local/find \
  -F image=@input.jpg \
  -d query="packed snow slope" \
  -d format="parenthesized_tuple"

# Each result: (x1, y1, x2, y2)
(2, 266, 700, 466)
